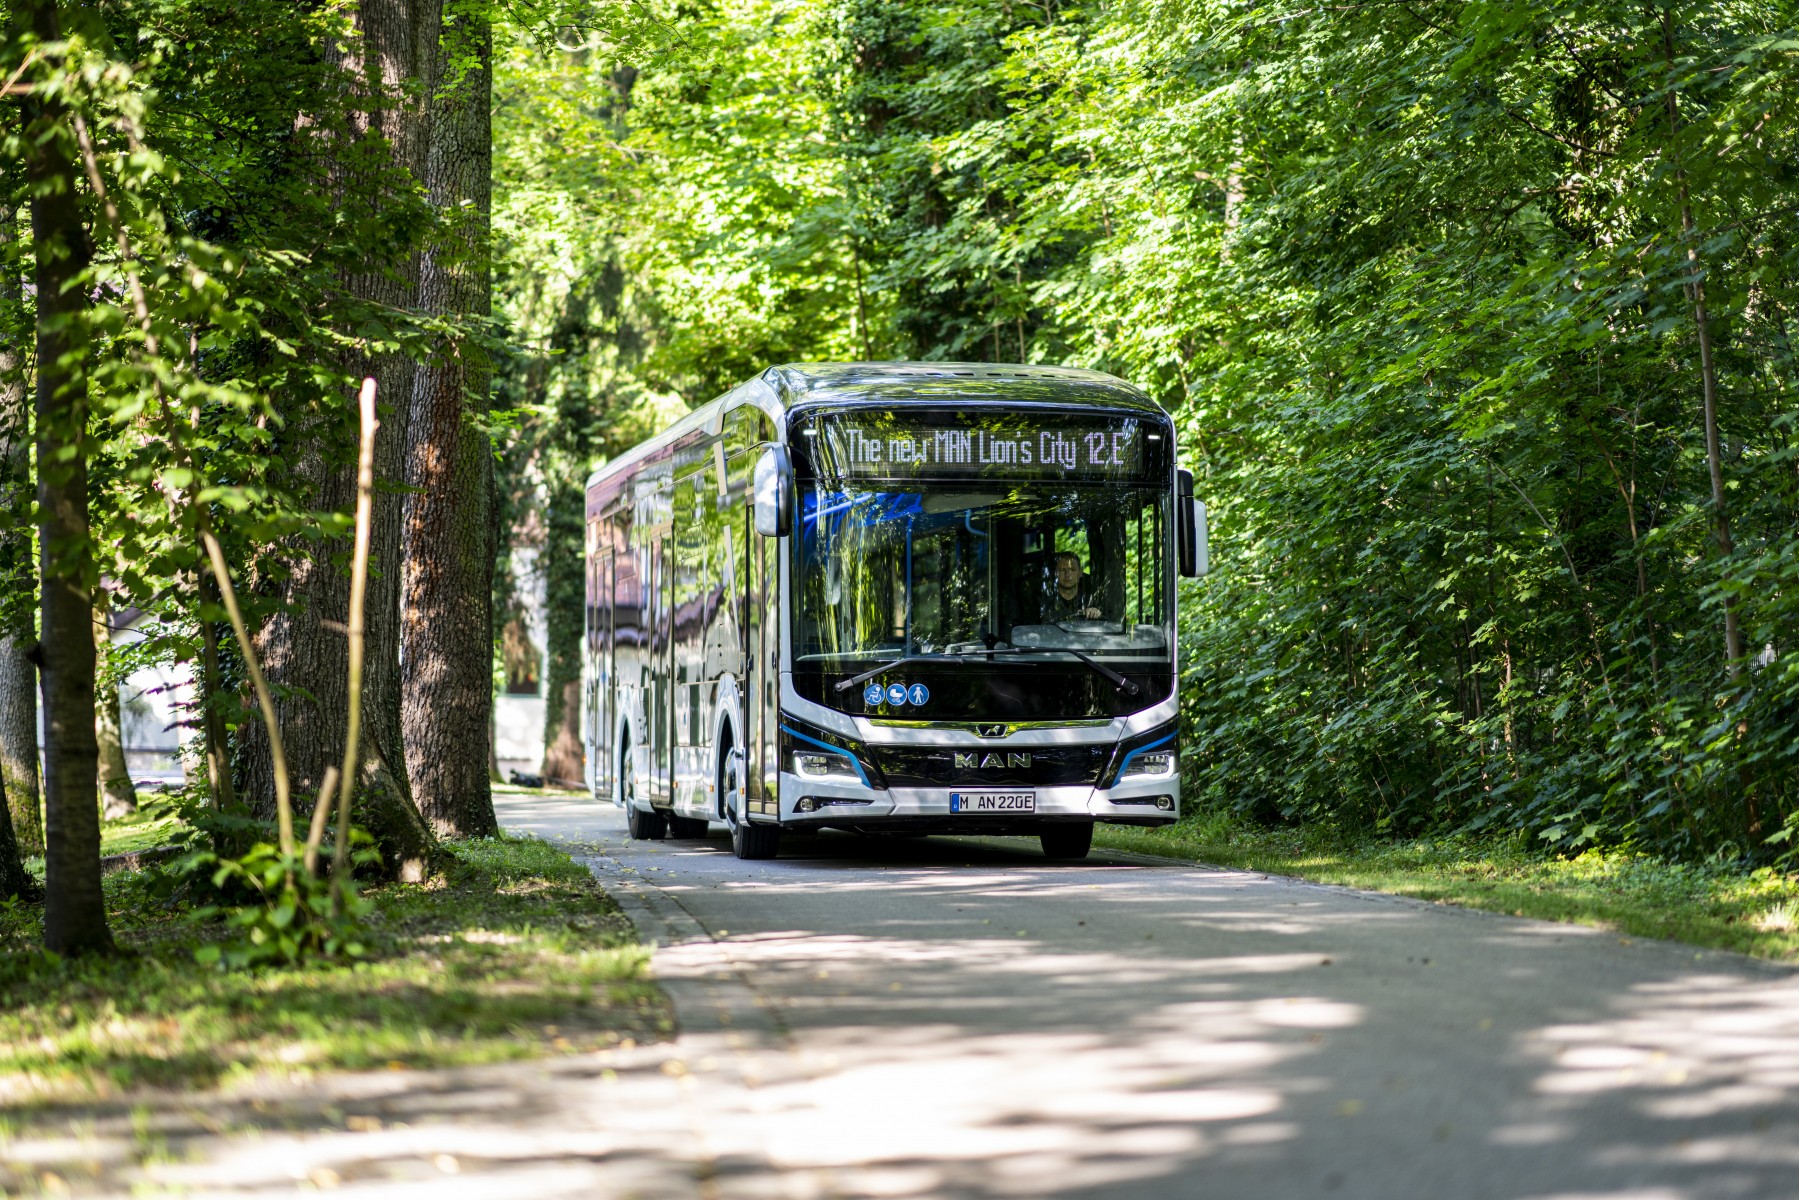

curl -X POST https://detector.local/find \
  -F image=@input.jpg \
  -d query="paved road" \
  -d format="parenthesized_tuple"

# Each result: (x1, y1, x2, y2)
(15, 795, 1793, 1198)
(494, 794, 1798, 1200)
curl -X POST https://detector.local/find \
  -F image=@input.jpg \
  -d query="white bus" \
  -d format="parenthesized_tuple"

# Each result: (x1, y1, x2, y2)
(582, 363, 1207, 860)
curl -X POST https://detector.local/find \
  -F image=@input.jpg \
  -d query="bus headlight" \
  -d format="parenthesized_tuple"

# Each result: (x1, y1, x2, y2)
(1120, 750, 1176, 781)
(794, 750, 860, 782)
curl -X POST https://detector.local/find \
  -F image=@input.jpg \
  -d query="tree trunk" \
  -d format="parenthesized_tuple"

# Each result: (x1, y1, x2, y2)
(541, 480, 585, 786)
(1662, 13, 1753, 838)
(0, 202, 42, 855)
(195, 569, 238, 815)
(242, 0, 444, 879)
(0, 638, 37, 854)
(0, 754, 34, 900)
(543, 675, 584, 786)
(1661, 15, 1742, 676)
(401, 8, 497, 839)
(93, 597, 136, 819)
(0, 195, 34, 893)
(21, 0, 113, 954)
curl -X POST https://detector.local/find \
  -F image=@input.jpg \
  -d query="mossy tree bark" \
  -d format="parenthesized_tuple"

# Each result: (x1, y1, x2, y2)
(0, 203, 41, 856)
(0, 197, 34, 893)
(0, 759, 33, 900)
(401, 6, 497, 839)
(241, 0, 443, 880)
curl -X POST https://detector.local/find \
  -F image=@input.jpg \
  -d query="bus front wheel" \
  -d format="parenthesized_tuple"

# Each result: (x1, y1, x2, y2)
(722, 741, 779, 860)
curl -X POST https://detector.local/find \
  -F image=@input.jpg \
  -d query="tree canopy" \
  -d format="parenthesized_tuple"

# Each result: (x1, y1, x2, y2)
(495, 0, 1799, 860)
(1, 0, 1795, 961)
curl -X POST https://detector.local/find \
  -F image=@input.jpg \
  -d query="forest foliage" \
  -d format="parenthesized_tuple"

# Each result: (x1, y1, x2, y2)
(2, 0, 519, 954)
(496, 0, 1799, 861)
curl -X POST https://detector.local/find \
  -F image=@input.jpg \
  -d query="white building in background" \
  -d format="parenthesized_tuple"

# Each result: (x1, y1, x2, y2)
(115, 612, 197, 787)
(493, 532, 549, 783)
(31, 579, 553, 792)
(36, 610, 198, 791)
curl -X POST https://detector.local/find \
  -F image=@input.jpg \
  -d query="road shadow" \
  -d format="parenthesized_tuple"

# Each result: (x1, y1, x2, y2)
(6, 799, 1794, 1199)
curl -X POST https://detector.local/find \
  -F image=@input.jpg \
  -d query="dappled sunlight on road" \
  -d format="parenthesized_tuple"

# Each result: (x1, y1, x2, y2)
(1488, 968, 1799, 1186)
(7, 795, 1792, 1198)
(642, 921, 1351, 1196)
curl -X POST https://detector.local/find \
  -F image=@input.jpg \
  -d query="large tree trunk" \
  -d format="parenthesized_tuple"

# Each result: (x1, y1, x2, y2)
(21, 0, 113, 955)
(241, 0, 444, 879)
(0, 203, 42, 855)
(401, 8, 497, 839)
(93, 597, 136, 819)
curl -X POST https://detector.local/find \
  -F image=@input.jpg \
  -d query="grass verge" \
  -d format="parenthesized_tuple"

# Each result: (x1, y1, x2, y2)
(1096, 811, 1799, 963)
(0, 832, 671, 1102)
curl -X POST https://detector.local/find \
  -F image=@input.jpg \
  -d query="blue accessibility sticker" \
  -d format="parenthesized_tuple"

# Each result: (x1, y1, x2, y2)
(908, 683, 930, 706)
(886, 683, 909, 705)
(863, 682, 885, 706)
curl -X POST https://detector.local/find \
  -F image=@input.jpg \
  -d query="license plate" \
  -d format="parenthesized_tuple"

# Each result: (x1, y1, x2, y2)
(950, 791, 1036, 814)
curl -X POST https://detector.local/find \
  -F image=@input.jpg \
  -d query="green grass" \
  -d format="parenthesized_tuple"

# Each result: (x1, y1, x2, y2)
(97, 808, 185, 857)
(1096, 811, 1799, 962)
(0, 832, 671, 1102)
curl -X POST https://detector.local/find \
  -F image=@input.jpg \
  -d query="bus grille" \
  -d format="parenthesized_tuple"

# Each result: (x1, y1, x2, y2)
(868, 744, 1112, 788)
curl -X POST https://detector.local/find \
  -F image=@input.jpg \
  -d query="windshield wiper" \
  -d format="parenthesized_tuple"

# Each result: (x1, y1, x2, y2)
(981, 646, 1141, 697)
(832, 647, 1140, 697)
(833, 653, 959, 693)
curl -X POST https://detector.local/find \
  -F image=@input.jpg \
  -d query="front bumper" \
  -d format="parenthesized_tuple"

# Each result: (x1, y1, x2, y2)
(772, 773, 1179, 830)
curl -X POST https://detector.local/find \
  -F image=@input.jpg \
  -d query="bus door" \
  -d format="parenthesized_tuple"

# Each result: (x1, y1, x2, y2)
(745, 505, 779, 817)
(643, 533, 671, 806)
(671, 471, 706, 806)
(588, 546, 613, 797)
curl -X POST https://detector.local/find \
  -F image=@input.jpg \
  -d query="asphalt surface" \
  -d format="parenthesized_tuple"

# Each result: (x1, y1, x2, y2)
(489, 794, 1799, 1200)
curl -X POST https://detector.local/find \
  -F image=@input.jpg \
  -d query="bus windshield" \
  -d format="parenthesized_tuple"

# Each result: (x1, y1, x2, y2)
(795, 485, 1172, 662)
(788, 405, 1177, 719)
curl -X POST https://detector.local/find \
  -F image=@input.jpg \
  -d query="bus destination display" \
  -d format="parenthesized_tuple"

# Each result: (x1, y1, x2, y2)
(808, 412, 1156, 482)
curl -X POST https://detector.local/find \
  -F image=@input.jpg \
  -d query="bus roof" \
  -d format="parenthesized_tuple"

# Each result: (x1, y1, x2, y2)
(769, 362, 1160, 414)
(584, 361, 1165, 492)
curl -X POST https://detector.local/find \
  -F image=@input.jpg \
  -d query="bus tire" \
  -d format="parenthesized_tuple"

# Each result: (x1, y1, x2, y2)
(621, 746, 666, 840)
(1039, 824, 1093, 860)
(627, 804, 667, 840)
(731, 817, 780, 860)
(667, 815, 709, 839)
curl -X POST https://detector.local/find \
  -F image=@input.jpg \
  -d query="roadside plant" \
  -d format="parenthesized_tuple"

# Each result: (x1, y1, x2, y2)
(186, 837, 378, 969)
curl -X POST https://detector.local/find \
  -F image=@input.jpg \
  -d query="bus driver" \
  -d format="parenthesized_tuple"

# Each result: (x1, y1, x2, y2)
(1043, 550, 1105, 622)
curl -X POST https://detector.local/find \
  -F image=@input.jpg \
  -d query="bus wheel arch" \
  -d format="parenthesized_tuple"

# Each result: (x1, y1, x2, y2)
(718, 720, 777, 860)
(709, 678, 744, 819)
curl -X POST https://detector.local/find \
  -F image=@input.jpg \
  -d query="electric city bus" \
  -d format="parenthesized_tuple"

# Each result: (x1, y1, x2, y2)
(581, 362, 1208, 860)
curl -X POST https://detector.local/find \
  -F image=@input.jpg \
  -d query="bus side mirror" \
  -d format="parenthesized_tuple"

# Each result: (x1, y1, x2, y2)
(753, 445, 793, 538)
(1177, 468, 1209, 578)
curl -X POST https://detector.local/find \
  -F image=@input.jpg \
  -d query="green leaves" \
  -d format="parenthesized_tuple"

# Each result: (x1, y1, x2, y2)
(181, 834, 379, 971)
(481, 0, 1799, 862)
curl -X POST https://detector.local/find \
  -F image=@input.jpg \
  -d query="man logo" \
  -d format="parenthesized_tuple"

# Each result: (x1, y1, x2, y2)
(976, 723, 1008, 738)
(954, 752, 1032, 770)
